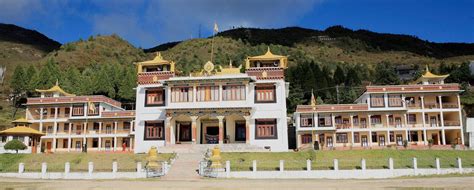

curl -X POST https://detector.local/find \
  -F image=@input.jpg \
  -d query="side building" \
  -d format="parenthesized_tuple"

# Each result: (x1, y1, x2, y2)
(22, 83, 136, 153)
(294, 68, 464, 149)
(134, 50, 289, 153)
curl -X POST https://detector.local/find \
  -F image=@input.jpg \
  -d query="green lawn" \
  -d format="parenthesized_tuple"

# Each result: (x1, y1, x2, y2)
(221, 150, 474, 171)
(0, 152, 175, 172)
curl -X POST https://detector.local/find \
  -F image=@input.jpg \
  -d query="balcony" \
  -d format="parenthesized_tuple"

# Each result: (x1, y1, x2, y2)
(407, 103, 422, 109)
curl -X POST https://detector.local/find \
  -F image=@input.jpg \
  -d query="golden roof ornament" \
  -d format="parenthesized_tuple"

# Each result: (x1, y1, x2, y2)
(204, 61, 215, 75)
(310, 90, 317, 110)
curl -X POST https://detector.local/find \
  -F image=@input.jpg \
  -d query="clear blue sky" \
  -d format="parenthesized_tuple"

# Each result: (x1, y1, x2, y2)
(0, 0, 472, 48)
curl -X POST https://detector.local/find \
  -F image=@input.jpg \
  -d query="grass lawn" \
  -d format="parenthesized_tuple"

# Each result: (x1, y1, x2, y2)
(0, 152, 175, 172)
(221, 150, 474, 171)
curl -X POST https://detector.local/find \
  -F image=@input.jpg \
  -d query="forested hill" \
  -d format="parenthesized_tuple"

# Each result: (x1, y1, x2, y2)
(0, 23, 60, 52)
(216, 26, 474, 59)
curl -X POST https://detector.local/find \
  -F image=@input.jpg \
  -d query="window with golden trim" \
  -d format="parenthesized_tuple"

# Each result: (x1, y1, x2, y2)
(223, 85, 246, 101)
(171, 87, 193, 102)
(196, 86, 219, 102)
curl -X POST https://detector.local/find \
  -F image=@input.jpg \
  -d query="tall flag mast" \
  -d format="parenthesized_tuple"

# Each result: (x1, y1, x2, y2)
(210, 22, 219, 63)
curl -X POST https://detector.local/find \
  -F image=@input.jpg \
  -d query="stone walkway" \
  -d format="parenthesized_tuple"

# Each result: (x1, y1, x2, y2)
(161, 153, 203, 180)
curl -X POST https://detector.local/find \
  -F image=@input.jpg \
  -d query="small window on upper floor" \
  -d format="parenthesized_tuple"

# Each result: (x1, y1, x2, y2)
(388, 94, 403, 107)
(255, 84, 276, 103)
(223, 85, 246, 101)
(145, 88, 165, 106)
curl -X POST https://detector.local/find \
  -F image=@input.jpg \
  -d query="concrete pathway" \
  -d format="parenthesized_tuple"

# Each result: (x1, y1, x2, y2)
(161, 153, 203, 180)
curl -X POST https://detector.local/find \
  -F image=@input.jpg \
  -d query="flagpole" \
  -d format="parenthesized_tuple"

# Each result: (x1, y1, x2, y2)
(210, 22, 218, 63)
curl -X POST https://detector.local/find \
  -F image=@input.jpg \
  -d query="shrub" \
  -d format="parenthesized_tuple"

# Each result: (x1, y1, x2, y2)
(403, 140, 408, 149)
(4, 139, 27, 153)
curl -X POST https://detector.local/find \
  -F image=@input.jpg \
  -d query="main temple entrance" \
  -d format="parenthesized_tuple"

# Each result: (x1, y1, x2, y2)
(205, 126, 219, 144)
(177, 122, 192, 143)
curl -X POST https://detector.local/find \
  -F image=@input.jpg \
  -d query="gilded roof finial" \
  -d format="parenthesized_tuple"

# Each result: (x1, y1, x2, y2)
(55, 79, 59, 86)
(229, 60, 233, 68)
(425, 65, 429, 72)
(310, 89, 317, 108)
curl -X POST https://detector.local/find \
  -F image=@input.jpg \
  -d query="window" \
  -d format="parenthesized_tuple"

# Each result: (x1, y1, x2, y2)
(123, 121, 131, 130)
(255, 119, 277, 139)
(318, 115, 333, 127)
(63, 123, 69, 132)
(93, 122, 100, 131)
(72, 104, 84, 116)
(353, 116, 359, 126)
(223, 85, 246, 101)
(145, 88, 165, 106)
(410, 131, 419, 142)
(144, 121, 165, 140)
(388, 94, 402, 107)
(300, 115, 313, 127)
(390, 132, 394, 142)
(301, 134, 312, 144)
(370, 94, 385, 107)
(65, 107, 70, 116)
(408, 114, 417, 124)
(336, 133, 348, 143)
(196, 86, 219, 102)
(354, 132, 360, 143)
(371, 132, 378, 142)
(371, 115, 382, 124)
(255, 85, 276, 103)
(171, 87, 193, 102)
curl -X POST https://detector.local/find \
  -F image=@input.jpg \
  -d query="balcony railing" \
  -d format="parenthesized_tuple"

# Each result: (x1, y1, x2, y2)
(444, 121, 460, 126)
(442, 103, 459, 109)
(424, 103, 439, 109)
(336, 124, 351, 129)
(407, 103, 422, 109)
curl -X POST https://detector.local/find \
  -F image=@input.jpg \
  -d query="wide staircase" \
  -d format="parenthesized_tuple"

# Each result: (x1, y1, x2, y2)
(160, 144, 268, 180)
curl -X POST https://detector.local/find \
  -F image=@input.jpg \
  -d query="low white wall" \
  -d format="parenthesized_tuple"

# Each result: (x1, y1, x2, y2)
(0, 172, 147, 179)
(217, 168, 473, 179)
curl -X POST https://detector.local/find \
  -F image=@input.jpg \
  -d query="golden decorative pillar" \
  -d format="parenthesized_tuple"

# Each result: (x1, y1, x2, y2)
(210, 146, 223, 169)
(146, 146, 160, 170)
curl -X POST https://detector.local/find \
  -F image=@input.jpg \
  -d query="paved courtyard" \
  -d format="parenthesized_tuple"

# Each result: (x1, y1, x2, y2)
(1, 176, 473, 190)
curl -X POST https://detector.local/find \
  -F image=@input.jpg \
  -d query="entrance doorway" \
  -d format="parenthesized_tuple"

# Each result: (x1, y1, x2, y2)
(432, 133, 439, 145)
(205, 126, 219, 144)
(46, 142, 52, 152)
(235, 122, 246, 142)
(178, 123, 192, 142)
(361, 135, 368, 147)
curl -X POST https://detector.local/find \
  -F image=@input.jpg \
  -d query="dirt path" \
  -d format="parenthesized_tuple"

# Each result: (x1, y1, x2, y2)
(1, 176, 473, 190)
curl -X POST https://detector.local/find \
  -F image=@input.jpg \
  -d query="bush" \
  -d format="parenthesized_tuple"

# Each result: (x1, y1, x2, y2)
(4, 139, 27, 153)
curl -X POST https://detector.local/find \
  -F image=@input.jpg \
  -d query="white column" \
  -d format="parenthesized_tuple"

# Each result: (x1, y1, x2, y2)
(313, 113, 319, 128)
(99, 122, 102, 134)
(113, 136, 117, 152)
(114, 122, 118, 134)
(68, 123, 72, 152)
(130, 121, 134, 133)
(218, 84, 223, 101)
(350, 115, 354, 145)
(331, 114, 336, 128)
(457, 95, 464, 145)
(166, 116, 173, 145)
(368, 114, 372, 146)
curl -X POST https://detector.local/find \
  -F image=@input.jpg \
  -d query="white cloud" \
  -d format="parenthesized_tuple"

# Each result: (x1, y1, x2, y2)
(0, 0, 43, 23)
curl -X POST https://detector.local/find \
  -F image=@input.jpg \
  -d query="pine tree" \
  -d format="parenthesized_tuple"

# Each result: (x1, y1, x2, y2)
(334, 66, 345, 85)
(25, 65, 37, 95)
(345, 67, 361, 86)
(373, 62, 400, 85)
(286, 83, 305, 113)
(118, 65, 137, 102)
